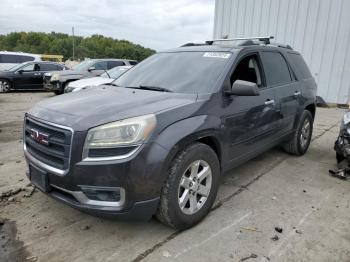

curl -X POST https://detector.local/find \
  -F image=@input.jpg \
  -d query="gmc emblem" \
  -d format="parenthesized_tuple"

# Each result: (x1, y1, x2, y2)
(30, 128, 49, 146)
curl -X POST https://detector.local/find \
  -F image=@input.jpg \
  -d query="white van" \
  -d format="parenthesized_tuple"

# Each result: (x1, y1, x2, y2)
(0, 51, 41, 71)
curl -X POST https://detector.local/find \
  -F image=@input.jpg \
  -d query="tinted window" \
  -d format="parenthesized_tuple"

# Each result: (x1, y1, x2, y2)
(0, 54, 20, 63)
(115, 52, 231, 94)
(94, 61, 108, 70)
(260, 52, 291, 86)
(20, 56, 35, 62)
(287, 53, 312, 80)
(129, 61, 138, 65)
(41, 63, 60, 71)
(107, 61, 125, 69)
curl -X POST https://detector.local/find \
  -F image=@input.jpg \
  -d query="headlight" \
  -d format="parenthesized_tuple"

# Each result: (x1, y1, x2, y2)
(82, 114, 157, 160)
(50, 74, 59, 81)
(340, 112, 350, 134)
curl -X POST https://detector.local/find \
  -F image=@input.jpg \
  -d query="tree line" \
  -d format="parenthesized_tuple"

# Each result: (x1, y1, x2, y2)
(0, 32, 156, 61)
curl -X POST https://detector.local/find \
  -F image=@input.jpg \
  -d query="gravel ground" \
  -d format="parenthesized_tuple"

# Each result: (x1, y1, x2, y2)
(0, 92, 349, 262)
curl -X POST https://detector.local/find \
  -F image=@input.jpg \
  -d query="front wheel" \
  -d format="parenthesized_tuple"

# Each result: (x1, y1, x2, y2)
(0, 79, 11, 93)
(283, 110, 313, 156)
(156, 143, 220, 230)
(54, 82, 65, 95)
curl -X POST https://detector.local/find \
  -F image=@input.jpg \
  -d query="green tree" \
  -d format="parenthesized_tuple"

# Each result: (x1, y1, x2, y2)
(0, 31, 155, 61)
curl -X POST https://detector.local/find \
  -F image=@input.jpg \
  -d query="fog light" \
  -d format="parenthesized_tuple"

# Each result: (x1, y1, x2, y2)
(80, 186, 121, 202)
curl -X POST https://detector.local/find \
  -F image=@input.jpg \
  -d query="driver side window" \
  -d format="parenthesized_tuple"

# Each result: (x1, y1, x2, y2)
(230, 55, 262, 87)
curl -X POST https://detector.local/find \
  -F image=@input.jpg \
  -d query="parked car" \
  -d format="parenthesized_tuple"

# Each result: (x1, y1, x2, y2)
(0, 51, 41, 71)
(0, 61, 67, 92)
(23, 37, 316, 229)
(44, 59, 137, 95)
(64, 65, 133, 93)
(331, 111, 350, 179)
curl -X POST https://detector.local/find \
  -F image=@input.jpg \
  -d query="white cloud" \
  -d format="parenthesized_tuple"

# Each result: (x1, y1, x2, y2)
(0, 0, 215, 50)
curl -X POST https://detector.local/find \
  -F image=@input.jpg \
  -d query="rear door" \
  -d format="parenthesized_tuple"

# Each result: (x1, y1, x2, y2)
(260, 51, 299, 134)
(223, 52, 280, 164)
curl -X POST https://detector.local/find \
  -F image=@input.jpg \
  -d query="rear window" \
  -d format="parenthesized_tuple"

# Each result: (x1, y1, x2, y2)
(129, 61, 138, 65)
(287, 53, 312, 80)
(260, 51, 292, 86)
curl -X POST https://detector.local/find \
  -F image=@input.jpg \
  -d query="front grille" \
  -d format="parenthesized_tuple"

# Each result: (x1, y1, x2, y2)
(24, 117, 73, 172)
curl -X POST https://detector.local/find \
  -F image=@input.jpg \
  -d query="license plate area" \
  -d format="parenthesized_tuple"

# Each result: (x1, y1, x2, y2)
(29, 165, 51, 192)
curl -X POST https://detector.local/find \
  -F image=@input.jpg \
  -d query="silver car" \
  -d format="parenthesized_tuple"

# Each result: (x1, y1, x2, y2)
(64, 65, 133, 93)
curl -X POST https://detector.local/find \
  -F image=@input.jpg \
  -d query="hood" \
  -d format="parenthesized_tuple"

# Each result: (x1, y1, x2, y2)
(51, 70, 88, 78)
(28, 86, 197, 131)
(68, 77, 112, 88)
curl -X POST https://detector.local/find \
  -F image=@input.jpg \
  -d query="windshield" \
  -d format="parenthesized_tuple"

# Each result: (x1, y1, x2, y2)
(101, 66, 131, 79)
(8, 62, 27, 71)
(114, 52, 231, 94)
(72, 60, 95, 71)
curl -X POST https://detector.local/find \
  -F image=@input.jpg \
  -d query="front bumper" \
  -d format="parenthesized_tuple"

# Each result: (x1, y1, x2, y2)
(334, 135, 350, 159)
(43, 80, 60, 91)
(24, 117, 169, 220)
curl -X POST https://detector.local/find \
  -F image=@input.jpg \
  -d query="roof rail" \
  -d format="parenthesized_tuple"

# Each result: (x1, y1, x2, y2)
(180, 43, 208, 47)
(206, 36, 274, 45)
(269, 42, 293, 50)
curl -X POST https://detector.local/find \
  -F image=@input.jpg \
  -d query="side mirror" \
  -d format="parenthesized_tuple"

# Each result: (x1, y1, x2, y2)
(226, 80, 260, 96)
(88, 66, 96, 71)
(17, 69, 24, 74)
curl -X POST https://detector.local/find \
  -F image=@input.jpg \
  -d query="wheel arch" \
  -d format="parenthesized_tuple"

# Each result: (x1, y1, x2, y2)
(305, 103, 316, 120)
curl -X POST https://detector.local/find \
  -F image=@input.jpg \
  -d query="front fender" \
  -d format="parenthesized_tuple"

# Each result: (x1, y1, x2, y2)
(154, 115, 222, 180)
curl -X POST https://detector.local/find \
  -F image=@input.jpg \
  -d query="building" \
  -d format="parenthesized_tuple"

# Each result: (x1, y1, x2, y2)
(213, 0, 350, 104)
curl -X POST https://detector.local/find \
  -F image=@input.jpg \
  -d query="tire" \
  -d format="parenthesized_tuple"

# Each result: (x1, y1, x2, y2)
(156, 142, 220, 230)
(54, 82, 65, 95)
(283, 110, 313, 156)
(336, 153, 345, 163)
(0, 79, 11, 93)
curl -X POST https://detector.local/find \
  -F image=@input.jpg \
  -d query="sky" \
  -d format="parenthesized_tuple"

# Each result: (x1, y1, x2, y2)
(0, 0, 215, 51)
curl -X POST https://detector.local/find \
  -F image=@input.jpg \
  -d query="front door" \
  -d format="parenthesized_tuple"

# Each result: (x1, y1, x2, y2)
(14, 63, 43, 89)
(222, 53, 280, 165)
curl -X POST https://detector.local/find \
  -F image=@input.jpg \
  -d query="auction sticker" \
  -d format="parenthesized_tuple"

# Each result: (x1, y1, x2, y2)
(203, 52, 231, 59)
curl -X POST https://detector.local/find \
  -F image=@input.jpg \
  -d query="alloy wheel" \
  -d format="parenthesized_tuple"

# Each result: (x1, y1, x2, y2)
(300, 118, 311, 149)
(178, 160, 212, 215)
(0, 80, 10, 93)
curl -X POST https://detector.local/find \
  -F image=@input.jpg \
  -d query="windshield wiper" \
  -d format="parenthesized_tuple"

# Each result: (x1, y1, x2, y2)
(136, 85, 172, 92)
(105, 82, 120, 87)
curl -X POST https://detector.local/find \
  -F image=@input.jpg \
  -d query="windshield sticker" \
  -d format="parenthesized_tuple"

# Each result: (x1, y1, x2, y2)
(203, 52, 231, 59)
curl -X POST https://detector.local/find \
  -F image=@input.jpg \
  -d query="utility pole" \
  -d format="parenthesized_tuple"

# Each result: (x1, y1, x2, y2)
(72, 27, 75, 61)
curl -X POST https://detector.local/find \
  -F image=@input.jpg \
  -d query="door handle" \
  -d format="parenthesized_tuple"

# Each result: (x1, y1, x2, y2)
(264, 99, 275, 105)
(294, 91, 301, 96)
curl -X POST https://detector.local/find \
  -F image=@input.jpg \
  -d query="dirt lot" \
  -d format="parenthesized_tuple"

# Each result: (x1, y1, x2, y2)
(0, 92, 349, 262)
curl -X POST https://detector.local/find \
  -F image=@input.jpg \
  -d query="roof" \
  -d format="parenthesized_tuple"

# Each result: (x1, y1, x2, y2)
(0, 51, 40, 57)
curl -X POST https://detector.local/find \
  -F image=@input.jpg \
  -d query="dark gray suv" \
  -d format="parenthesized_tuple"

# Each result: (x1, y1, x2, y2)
(24, 37, 317, 229)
